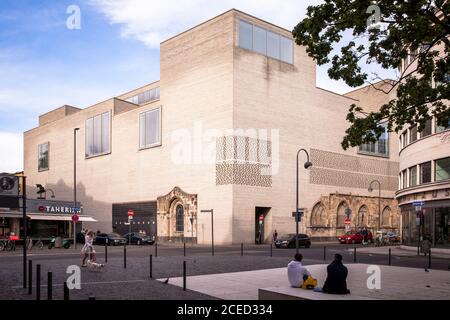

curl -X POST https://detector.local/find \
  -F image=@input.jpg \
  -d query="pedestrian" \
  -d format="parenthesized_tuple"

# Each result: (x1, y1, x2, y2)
(287, 253, 311, 288)
(81, 230, 96, 267)
(315, 253, 350, 294)
(273, 229, 278, 243)
(361, 227, 368, 245)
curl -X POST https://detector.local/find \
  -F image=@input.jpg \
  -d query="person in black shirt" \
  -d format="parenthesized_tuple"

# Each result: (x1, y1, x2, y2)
(322, 254, 350, 294)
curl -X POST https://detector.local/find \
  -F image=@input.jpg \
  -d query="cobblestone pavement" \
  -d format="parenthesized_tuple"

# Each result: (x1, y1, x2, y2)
(1, 243, 449, 300)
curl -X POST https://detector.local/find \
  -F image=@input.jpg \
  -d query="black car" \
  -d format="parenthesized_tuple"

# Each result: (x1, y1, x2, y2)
(275, 234, 311, 249)
(95, 233, 127, 246)
(123, 233, 155, 245)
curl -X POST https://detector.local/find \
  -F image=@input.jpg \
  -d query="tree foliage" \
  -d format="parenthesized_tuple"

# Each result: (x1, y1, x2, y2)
(292, 0, 450, 149)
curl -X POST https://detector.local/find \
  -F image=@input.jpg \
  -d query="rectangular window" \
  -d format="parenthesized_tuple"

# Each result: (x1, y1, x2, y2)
(38, 142, 49, 171)
(436, 117, 450, 133)
(253, 25, 267, 55)
(85, 111, 111, 157)
(419, 161, 432, 184)
(139, 107, 161, 149)
(410, 126, 418, 143)
(401, 131, 407, 148)
(239, 20, 253, 50)
(409, 166, 417, 187)
(126, 87, 160, 105)
(420, 118, 432, 138)
(358, 125, 389, 156)
(280, 36, 293, 64)
(435, 157, 450, 181)
(267, 31, 280, 60)
(402, 170, 407, 189)
(238, 19, 293, 64)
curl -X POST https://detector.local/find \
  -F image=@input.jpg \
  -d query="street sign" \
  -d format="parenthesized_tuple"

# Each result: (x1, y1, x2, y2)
(259, 214, 264, 221)
(0, 174, 19, 197)
(71, 214, 79, 222)
(128, 209, 134, 220)
(345, 218, 351, 225)
(412, 201, 425, 207)
(292, 209, 304, 222)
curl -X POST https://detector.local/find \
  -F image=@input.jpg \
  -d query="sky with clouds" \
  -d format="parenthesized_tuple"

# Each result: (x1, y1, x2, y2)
(0, 0, 395, 173)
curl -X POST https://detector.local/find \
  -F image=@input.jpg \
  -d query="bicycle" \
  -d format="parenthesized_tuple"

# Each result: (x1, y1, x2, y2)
(27, 238, 44, 250)
(0, 239, 15, 251)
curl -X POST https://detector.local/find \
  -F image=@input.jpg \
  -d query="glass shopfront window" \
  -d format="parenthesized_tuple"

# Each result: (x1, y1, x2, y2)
(434, 207, 449, 247)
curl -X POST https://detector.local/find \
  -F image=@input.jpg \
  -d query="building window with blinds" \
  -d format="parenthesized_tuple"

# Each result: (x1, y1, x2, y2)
(139, 107, 161, 149)
(38, 142, 49, 171)
(85, 111, 111, 158)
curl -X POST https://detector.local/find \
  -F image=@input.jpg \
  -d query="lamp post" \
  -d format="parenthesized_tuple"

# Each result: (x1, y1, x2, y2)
(368, 180, 381, 230)
(296, 148, 312, 254)
(73, 128, 80, 249)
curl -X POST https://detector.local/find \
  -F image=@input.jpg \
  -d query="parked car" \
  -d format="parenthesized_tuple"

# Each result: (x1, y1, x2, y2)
(274, 234, 311, 249)
(338, 230, 373, 244)
(123, 233, 155, 245)
(95, 233, 127, 246)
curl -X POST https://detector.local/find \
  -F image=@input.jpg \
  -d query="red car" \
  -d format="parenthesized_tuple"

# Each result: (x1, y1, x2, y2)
(338, 230, 373, 244)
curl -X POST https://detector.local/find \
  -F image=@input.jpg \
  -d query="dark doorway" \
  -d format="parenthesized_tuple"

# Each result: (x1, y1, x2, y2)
(255, 207, 271, 244)
(112, 201, 157, 240)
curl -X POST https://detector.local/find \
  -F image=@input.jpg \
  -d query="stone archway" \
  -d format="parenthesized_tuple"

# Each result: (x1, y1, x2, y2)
(156, 186, 197, 243)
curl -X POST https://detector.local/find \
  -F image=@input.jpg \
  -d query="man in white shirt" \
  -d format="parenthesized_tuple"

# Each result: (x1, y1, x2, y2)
(287, 253, 311, 288)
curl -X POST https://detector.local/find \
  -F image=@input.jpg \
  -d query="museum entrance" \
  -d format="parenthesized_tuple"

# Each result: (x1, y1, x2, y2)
(255, 207, 270, 244)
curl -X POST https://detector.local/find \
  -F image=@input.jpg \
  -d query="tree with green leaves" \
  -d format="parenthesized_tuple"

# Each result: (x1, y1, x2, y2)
(292, 0, 450, 149)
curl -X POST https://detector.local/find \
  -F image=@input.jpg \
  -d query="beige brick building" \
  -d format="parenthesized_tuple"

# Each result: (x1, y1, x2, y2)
(22, 10, 401, 244)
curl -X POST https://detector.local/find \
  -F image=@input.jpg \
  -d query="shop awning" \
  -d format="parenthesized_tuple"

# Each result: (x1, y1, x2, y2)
(27, 214, 97, 222)
(0, 211, 23, 219)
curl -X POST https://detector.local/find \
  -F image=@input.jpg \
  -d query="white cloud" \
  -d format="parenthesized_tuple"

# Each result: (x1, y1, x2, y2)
(0, 132, 23, 173)
(89, 0, 323, 48)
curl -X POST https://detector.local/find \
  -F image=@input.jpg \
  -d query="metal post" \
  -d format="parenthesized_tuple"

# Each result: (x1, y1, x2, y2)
(104, 241, 108, 263)
(211, 209, 214, 256)
(28, 259, 32, 294)
(183, 261, 186, 291)
(296, 150, 299, 255)
(150, 255, 153, 279)
(428, 249, 431, 269)
(63, 282, 69, 300)
(22, 176, 27, 289)
(73, 128, 79, 250)
(241, 243, 243, 256)
(389, 248, 391, 265)
(124, 245, 127, 268)
(47, 272, 52, 300)
(155, 243, 158, 257)
(353, 247, 356, 263)
(323, 246, 326, 261)
(378, 187, 381, 230)
(270, 244, 272, 257)
(184, 242, 186, 257)
(36, 264, 41, 301)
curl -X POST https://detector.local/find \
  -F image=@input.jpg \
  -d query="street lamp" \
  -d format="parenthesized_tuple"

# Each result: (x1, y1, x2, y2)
(296, 148, 312, 254)
(368, 180, 381, 230)
(73, 128, 80, 249)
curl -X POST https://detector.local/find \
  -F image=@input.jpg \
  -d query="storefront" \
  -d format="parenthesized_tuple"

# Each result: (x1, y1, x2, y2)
(0, 199, 96, 239)
(401, 199, 450, 248)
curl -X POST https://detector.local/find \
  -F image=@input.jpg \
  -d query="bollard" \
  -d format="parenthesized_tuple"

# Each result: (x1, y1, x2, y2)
(28, 260, 32, 295)
(323, 246, 326, 261)
(104, 242, 108, 263)
(270, 244, 273, 257)
(389, 248, 391, 266)
(353, 247, 356, 263)
(184, 242, 186, 257)
(63, 282, 69, 300)
(183, 261, 186, 291)
(36, 264, 41, 301)
(241, 243, 243, 257)
(124, 245, 127, 269)
(155, 243, 158, 257)
(150, 255, 153, 279)
(428, 249, 431, 269)
(47, 272, 52, 300)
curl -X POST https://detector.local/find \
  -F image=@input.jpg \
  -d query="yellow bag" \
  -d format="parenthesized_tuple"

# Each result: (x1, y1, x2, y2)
(301, 276, 318, 290)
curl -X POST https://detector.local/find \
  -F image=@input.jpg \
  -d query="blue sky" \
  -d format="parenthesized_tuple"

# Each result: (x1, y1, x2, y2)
(0, 0, 395, 173)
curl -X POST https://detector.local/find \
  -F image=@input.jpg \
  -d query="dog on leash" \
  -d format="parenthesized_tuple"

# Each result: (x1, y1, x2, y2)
(87, 260, 105, 272)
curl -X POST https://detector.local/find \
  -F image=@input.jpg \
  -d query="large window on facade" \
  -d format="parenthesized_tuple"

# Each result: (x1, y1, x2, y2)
(359, 125, 389, 156)
(409, 166, 417, 187)
(336, 202, 347, 227)
(126, 87, 160, 105)
(357, 206, 368, 227)
(410, 126, 418, 143)
(435, 157, 450, 181)
(38, 142, 49, 171)
(382, 207, 391, 227)
(139, 107, 161, 149)
(85, 111, 111, 157)
(311, 202, 327, 226)
(420, 118, 432, 138)
(175, 204, 184, 232)
(436, 117, 450, 133)
(419, 161, 432, 184)
(238, 19, 293, 64)
(402, 169, 407, 189)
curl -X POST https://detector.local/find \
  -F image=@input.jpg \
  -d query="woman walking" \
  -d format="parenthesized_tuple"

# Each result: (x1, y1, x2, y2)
(81, 230, 96, 267)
